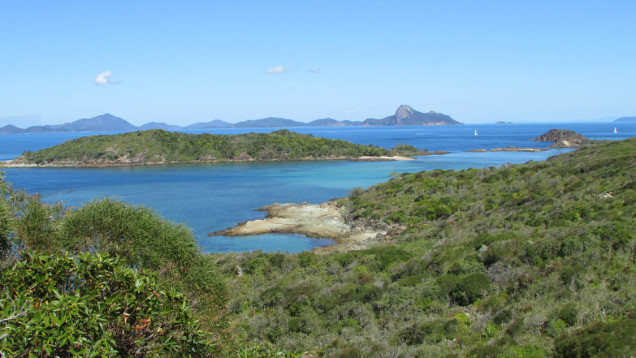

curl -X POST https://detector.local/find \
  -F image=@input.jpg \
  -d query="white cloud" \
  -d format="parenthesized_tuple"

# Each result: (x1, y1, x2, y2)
(95, 71, 116, 85)
(266, 65, 286, 74)
(309, 67, 320, 74)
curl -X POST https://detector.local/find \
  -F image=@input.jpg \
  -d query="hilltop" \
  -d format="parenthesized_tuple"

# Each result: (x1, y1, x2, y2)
(0, 113, 138, 134)
(364, 105, 462, 126)
(3, 129, 411, 167)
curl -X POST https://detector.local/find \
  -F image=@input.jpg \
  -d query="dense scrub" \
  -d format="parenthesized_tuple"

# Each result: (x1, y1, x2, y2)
(216, 138, 635, 356)
(17, 129, 392, 165)
(0, 174, 234, 356)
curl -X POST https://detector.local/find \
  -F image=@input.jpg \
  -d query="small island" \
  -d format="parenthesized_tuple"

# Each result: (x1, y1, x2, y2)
(2, 129, 422, 168)
(533, 128, 592, 148)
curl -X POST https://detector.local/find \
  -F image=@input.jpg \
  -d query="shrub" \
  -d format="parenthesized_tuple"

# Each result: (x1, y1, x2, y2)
(554, 318, 636, 358)
(439, 272, 490, 306)
(59, 198, 199, 271)
(0, 252, 212, 357)
(558, 303, 578, 327)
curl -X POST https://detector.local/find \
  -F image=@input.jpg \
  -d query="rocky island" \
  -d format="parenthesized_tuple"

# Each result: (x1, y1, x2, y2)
(1, 129, 420, 167)
(533, 128, 592, 147)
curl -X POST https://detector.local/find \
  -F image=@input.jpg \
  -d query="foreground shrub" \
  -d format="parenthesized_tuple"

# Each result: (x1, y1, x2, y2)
(59, 198, 199, 271)
(0, 252, 212, 357)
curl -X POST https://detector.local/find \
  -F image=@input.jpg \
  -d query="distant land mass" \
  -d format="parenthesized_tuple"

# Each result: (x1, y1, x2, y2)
(363, 105, 462, 126)
(3, 129, 420, 167)
(0, 105, 459, 134)
(614, 116, 636, 123)
(307, 118, 363, 126)
(183, 120, 232, 129)
(0, 114, 138, 134)
(138, 122, 182, 130)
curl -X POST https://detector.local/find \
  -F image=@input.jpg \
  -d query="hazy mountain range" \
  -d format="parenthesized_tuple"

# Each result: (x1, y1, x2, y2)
(1, 105, 461, 134)
(614, 117, 636, 123)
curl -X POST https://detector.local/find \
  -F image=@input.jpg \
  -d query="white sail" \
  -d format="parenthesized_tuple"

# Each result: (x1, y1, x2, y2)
(614, 127, 618, 133)
(474, 130, 478, 136)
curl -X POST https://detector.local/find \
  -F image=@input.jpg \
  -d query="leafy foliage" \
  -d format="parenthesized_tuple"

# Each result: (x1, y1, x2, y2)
(0, 252, 212, 357)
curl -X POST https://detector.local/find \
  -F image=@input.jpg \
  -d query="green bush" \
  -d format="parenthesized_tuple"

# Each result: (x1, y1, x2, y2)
(439, 272, 490, 306)
(558, 303, 578, 327)
(0, 252, 212, 357)
(554, 318, 636, 357)
(59, 198, 199, 271)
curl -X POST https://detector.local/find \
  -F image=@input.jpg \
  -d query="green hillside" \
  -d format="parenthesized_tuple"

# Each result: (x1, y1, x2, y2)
(14, 129, 392, 166)
(215, 138, 635, 356)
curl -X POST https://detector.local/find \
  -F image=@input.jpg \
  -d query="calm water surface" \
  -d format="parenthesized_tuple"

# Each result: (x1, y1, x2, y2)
(2, 123, 634, 253)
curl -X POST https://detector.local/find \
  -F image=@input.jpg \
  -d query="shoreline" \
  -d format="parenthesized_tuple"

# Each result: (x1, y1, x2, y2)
(0, 154, 417, 168)
(210, 202, 397, 253)
(465, 147, 547, 153)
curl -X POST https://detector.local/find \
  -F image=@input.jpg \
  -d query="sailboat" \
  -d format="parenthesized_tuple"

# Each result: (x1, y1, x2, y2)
(614, 127, 618, 134)
(474, 130, 478, 136)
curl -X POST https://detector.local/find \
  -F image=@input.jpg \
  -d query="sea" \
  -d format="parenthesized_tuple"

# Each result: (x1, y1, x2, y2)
(1, 122, 633, 253)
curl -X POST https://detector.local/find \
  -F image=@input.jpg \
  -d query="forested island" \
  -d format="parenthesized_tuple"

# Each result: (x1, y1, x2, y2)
(1, 137, 634, 356)
(2, 129, 414, 167)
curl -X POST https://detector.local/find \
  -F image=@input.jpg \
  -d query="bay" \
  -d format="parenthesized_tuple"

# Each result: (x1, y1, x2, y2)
(1, 122, 633, 253)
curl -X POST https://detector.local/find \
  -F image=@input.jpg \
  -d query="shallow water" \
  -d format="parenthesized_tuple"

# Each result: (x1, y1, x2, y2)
(2, 123, 633, 252)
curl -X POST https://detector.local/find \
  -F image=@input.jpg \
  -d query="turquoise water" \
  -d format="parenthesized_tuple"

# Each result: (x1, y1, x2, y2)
(2, 123, 634, 253)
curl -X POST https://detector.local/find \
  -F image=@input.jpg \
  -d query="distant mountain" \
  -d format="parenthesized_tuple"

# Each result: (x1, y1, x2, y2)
(0, 124, 26, 134)
(231, 117, 306, 128)
(307, 118, 363, 126)
(184, 120, 232, 129)
(0, 105, 462, 134)
(65, 114, 137, 132)
(1, 114, 138, 134)
(364, 105, 461, 126)
(139, 122, 182, 130)
(614, 117, 636, 123)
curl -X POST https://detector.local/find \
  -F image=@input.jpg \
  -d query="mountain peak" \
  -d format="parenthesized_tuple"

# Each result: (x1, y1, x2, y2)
(395, 105, 415, 119)
(364, 105, 461, 126)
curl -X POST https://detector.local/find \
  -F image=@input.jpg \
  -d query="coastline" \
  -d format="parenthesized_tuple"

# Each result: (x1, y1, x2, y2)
(211, 202, 397, 253)
(0, 154, 417, 168)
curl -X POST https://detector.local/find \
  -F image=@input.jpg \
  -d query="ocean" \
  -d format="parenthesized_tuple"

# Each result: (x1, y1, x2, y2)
(1, 122, 633, 253)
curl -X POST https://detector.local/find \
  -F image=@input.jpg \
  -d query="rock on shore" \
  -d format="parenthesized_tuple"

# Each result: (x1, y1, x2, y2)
(211, 202, 390, 253)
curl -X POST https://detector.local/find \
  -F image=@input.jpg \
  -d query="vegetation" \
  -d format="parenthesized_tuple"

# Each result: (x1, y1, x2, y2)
(15, 129, 393, 166)
(0, 253, 210, 357)
(214, 138, 635, 356)
(0, 174, 233, 356)
(1, 137, 634, 356)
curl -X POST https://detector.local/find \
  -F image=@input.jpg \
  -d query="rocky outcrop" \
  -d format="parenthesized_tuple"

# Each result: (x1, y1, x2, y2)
(211, 202, 397, 253)
(533, 129, 590, 148)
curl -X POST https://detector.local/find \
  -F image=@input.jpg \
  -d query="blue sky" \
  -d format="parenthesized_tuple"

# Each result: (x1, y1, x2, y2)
(1, 0, 635, 126)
